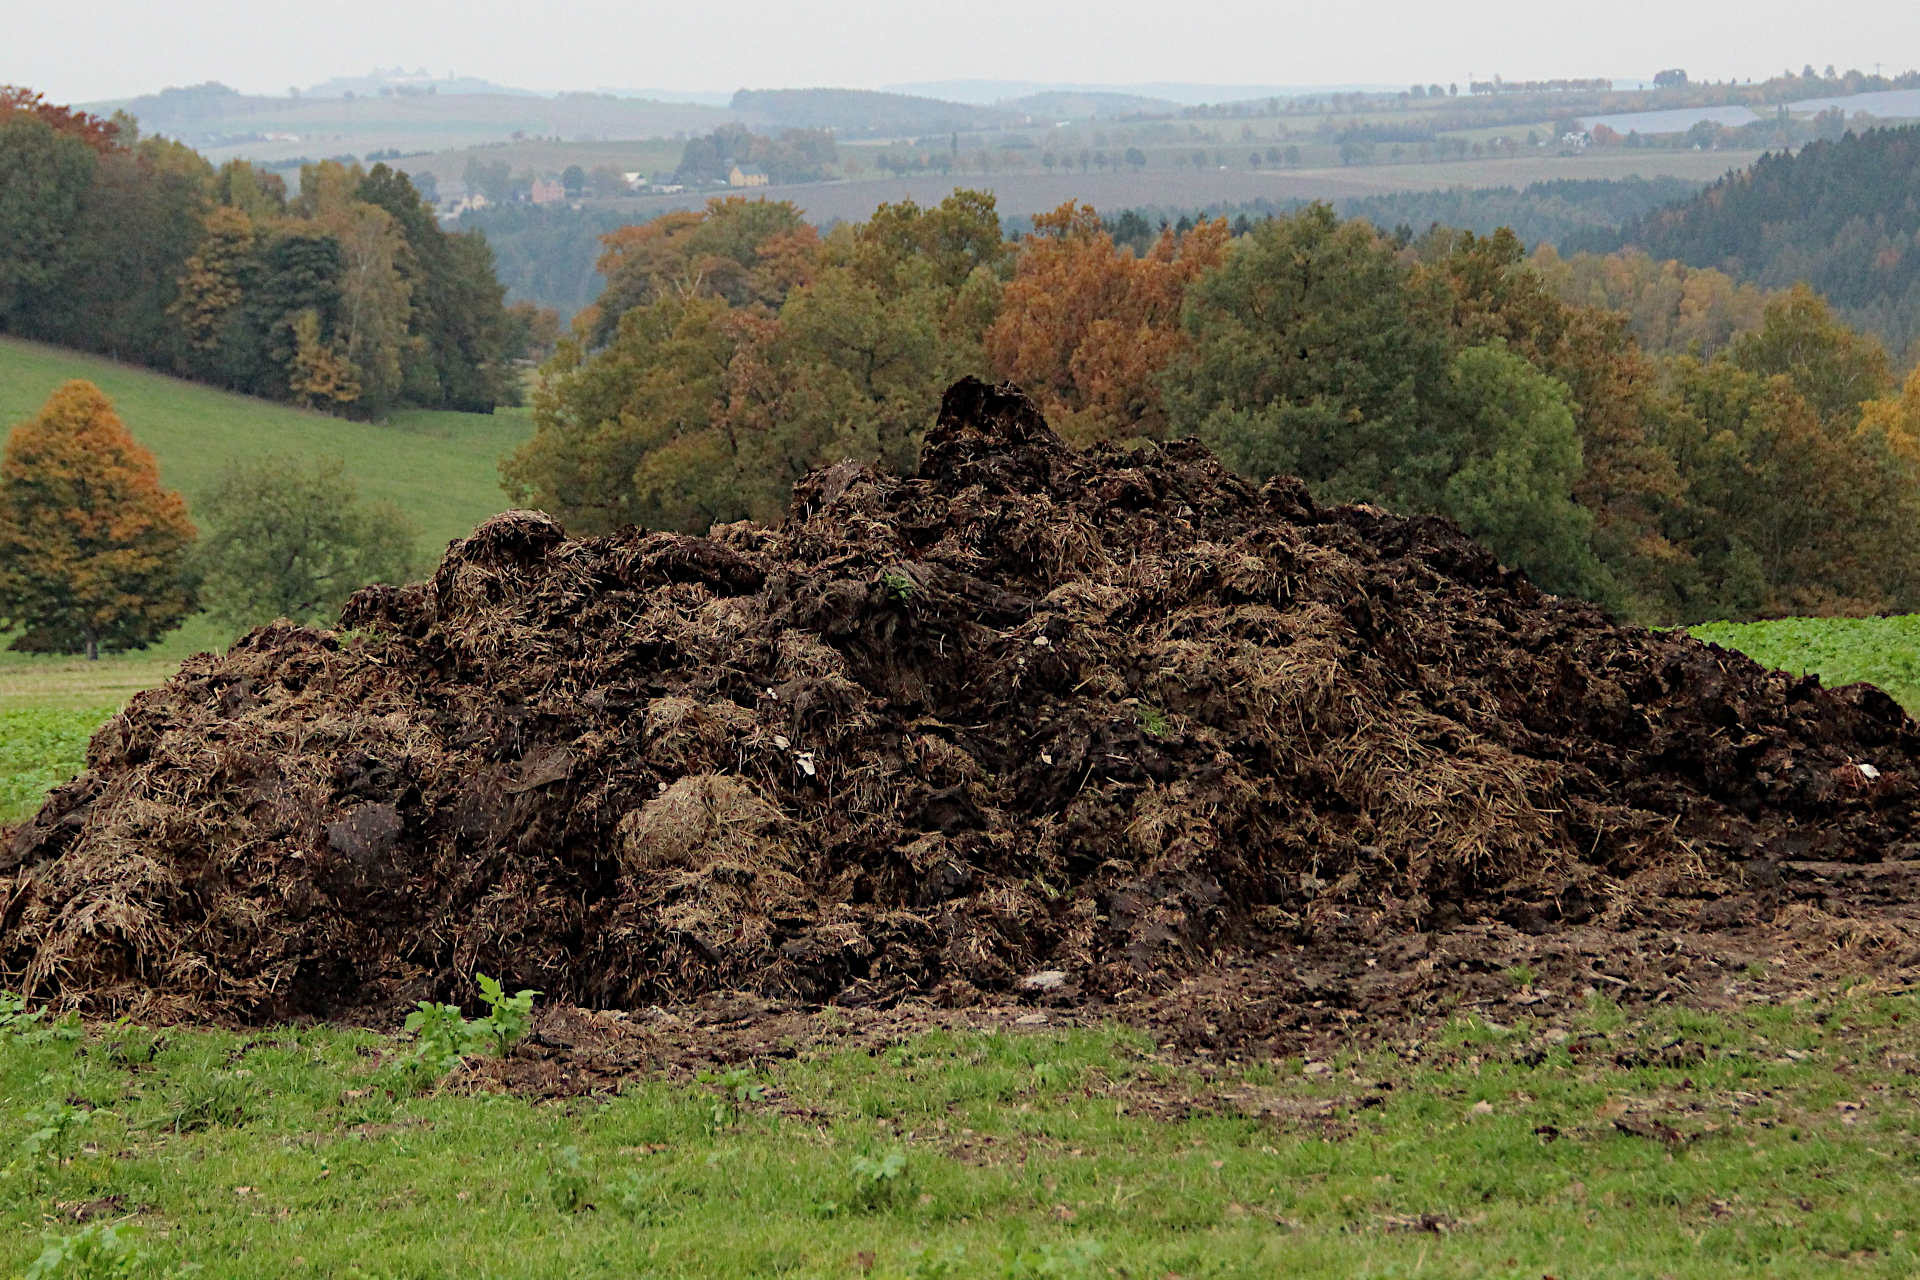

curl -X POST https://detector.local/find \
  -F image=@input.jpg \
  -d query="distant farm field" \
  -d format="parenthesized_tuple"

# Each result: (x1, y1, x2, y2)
(0, 338, 531, 560)
(578, 148, 1764, 223)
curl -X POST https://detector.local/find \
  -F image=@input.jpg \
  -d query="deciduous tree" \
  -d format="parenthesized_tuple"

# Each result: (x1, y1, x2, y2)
(1731, 283, 1893, 424)
(0, 117, 96, 332)
(193, 454, 418, 632)
(988, 201, 1225, 445)
(0, 381, 195, 659)
(584, 198, 813, 346)
(1653, 357, 1920, 617)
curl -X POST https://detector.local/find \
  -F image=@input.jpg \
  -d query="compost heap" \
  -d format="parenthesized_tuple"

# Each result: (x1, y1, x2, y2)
(5, 378, 1919, 1029)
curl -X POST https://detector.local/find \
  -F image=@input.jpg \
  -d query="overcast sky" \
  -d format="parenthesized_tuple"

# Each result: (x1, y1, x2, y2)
(11, 0, 1920, 104)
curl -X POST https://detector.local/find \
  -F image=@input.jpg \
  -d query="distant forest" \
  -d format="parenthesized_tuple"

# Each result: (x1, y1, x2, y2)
(464, 123, 1920, 375)
(1590, 126, 1920, 357)
(470, 176, 1717, 323)
(1082, 176, 1709, 256)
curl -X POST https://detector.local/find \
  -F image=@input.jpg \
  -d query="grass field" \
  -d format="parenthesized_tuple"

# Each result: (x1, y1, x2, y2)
(0, 337, 531, 561)
(0, 985, 1915, 1277)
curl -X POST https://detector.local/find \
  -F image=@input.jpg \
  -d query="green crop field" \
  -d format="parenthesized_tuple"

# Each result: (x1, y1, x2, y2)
(0, 337, 532, 561)
(1690, 616, 1920, 714)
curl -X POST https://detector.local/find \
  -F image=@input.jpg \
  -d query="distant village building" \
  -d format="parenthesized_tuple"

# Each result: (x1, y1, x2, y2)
(728, 164, 770, 188)
(529, 177, 566, 205)
(622, 171, 644, 191)
(442, 190, 490, 217)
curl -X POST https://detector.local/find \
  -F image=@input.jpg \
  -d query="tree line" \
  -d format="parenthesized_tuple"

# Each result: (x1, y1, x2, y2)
(0, 87, 520, 418)
(511, 191, 1920, 625)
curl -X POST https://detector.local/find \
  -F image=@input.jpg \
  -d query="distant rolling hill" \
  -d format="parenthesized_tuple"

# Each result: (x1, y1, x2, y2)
(86, 81, 742, 167)
(1001, 91, 1184, 119)
(0, 337, 529, 559)
(728, 87, 1019, 136)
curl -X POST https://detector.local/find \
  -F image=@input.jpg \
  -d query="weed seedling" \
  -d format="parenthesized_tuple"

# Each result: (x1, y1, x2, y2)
(22, 1222, 142, 1279)
(0, 990, 82, 1047)
(547, 1144, 591, 1213)
(695, 1065, 767, 1130)
(403, 974, 541, 1075)
(403, 1000, 474, 1075)
(1504, 963, 1536, 988)
(0, 988, 45, 1034)
(1004, 1237, 1107, 1277)
(18, 1102, 99, 1165)
(847, 1148, 908, 1210)
(474, 973, 539, 1057)
(880, 569, 916, 603)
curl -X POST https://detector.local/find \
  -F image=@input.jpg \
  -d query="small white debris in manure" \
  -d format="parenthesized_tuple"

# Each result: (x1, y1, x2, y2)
(1857, 762, 1882, 780)
(1019, 969, 1068, 991)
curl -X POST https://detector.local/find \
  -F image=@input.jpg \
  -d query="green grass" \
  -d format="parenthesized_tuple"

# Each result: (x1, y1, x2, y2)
(1, 989, 1917, 1277)
(0, 336, 531, 561)
(0, 706, 109, 825)
(1690, 615, 1920, 714)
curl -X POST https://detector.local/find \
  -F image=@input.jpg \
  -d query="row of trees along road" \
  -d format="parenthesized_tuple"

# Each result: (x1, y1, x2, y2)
(0, 382, 417, 658)
(0, 87, 518, 417)
(513, 192, 1920, 626)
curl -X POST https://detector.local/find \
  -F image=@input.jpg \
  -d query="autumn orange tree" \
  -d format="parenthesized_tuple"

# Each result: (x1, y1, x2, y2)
(987, 202, 1227, 445)
(0, 381, 196, 659)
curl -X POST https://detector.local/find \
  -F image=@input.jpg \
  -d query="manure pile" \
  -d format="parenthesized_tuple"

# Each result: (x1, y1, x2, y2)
(6, 379, 1920, 1033)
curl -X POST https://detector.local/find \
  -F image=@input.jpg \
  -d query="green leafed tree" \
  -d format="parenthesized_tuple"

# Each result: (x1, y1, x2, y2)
(192, 454, 419, 633)
(1730, 283, 1894, 425)
(505, 293, 747, 534)
(1164, 204, 1452, 504)
(1438, 344, 1602, 597)
(0, 116, 97, 333)
(1652, 356, 1920, 618)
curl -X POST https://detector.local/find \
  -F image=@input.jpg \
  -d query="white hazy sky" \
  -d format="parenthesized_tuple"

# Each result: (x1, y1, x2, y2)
(10, 0, 1919, 104)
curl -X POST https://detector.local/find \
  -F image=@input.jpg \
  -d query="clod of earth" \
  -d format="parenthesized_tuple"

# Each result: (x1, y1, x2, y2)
(4, 378, 1919, 1047)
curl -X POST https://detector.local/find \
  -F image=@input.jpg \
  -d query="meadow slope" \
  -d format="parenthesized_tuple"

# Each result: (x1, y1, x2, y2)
(0, 337, 531, 559)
